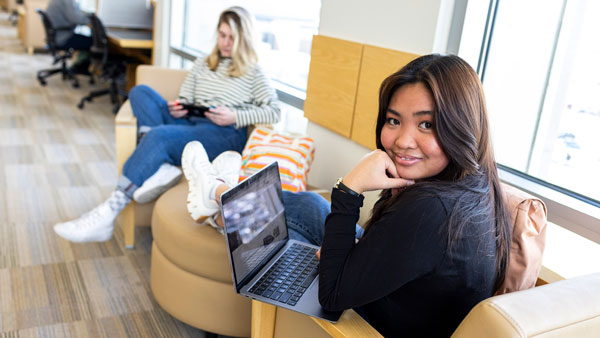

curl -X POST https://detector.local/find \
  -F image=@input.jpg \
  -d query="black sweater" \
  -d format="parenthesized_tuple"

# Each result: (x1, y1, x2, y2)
(319, 187, 496, 337)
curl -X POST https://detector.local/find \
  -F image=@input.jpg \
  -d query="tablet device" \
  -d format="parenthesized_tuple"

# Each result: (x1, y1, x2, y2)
(180, 103, 210, 118)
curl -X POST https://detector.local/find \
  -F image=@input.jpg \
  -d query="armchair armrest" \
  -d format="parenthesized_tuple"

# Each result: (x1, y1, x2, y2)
(251, 300, 382, 338)
(115, 101, 136, 176)
(452, 272, 600, 337)
(115, 100, 136, 126)
(115, 101, 137, 248)
(311, 309, 382, 338)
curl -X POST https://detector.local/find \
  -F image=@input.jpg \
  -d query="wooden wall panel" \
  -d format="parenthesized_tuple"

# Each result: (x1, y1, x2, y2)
(351, 45, 419, 149)
(303, 35, 363, 138)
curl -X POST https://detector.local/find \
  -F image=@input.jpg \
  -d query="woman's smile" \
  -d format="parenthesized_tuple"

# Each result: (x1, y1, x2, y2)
(393, 152, 423, 166)
(380, 82, 449, 180)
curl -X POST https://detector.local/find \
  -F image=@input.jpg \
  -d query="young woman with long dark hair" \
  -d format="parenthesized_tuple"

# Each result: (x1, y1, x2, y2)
(316, 54, 511, 336)
(182, 54, 511, 337)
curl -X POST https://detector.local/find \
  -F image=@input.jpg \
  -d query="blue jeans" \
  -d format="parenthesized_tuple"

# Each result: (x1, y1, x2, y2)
(282, 191, 364, 245)
(283, 191, 329, 245)
(117, 85, 247, 196)
(283, 191, 369, 323)
(128, 85, 190, 127)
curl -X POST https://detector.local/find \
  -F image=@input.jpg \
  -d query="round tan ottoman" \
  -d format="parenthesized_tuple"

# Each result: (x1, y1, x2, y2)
(150, 180, 251, 337)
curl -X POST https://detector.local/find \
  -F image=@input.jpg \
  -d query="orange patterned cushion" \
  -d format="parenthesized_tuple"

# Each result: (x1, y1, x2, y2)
(239, 126, 315, 192)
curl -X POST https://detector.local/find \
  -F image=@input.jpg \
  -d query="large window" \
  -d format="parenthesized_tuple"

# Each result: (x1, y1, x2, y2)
(77, 0, 96, 12)
(460, 0, 600, 204)
(169, 0, 320, 92)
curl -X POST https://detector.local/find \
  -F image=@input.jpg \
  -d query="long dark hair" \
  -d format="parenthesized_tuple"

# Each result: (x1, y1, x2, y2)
(365, 54, 511, 291)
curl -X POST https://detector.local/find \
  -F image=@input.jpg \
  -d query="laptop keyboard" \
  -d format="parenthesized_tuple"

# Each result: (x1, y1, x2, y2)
(241, 242, 280, 277)
(248, 243, 319, 306)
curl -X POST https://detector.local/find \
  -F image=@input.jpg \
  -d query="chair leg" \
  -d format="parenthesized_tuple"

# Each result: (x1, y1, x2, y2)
(109, 80, 129, 114)
(77, 88, 110, 109)
(116, 89, 129, 113)
(109, 81, 118, 104)
(62, 62, 80, 88)
(37, 68, 63, 86)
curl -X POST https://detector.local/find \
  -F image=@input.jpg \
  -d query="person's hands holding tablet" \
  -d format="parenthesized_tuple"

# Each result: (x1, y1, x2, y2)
(168, 100, 188, 118)
(206, 106, 236, 126)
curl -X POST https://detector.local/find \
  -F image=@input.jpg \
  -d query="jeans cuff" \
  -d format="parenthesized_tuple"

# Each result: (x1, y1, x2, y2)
(138, 125, 152, 134)
(117, 176, 138, 199)
(355, 224, 365, 239)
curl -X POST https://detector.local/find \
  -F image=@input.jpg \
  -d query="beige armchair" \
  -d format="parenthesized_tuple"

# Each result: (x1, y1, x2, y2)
(250, 185, 598, 337)
(252, 271, 600, 338)
(115, 65, 188, 249)
(17, 0, 48, 54)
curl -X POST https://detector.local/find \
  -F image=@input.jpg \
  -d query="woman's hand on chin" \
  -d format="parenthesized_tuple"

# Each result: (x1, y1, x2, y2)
(343, 150, 414, 194)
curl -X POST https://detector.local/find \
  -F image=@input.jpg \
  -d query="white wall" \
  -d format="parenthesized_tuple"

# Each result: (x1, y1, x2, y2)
(308, 0, 450, 223)
(318, 0, 443, 54)
(306, 123, 381, 224)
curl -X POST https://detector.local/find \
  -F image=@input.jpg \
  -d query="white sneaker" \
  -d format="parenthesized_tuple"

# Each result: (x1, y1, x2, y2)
(203, 212, 224, 235)
(133, 163, 182, 204)
(54, 202, 119, 243)
(181, 141, 220, 221)
(212, 151, 242, 187)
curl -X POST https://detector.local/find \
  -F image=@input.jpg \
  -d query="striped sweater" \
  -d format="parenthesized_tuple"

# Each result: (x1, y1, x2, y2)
(178, 58, 281, 128)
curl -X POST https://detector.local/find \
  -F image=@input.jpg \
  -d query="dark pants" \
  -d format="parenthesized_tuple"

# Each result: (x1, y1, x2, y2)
(59, 34, 93, 50)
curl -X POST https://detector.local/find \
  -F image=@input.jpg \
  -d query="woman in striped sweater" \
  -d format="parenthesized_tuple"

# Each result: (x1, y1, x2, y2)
(54, 6, 281, 243)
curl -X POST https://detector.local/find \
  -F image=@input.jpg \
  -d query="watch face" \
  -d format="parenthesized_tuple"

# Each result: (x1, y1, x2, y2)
(335, 177, 343, 189)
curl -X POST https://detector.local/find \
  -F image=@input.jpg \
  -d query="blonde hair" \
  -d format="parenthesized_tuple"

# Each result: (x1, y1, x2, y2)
(206, 6, 258, 77)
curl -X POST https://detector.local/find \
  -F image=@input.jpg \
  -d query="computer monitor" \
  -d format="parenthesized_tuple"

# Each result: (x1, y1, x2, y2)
(96, 0, 154, 29)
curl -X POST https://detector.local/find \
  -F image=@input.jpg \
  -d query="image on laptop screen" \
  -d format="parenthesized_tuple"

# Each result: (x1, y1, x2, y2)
(222, 164, 288, 286)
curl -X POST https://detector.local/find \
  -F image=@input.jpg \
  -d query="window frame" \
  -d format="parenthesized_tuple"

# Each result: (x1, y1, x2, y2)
(456, 0, 600, 244)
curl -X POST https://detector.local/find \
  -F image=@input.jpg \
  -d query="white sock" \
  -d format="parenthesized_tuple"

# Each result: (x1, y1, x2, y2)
(138, 125, 152, 134)
(107, 190, 131, 213)
(208, 178, 225, 201)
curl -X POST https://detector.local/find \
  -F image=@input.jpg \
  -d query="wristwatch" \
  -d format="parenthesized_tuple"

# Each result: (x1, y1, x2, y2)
(334, 177, 361, 197)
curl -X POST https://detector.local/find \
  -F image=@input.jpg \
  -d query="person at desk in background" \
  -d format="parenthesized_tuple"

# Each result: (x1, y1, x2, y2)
(46, 0, 93, 74)
(53, 6, 281, 243)
(181, 54, 511, 337)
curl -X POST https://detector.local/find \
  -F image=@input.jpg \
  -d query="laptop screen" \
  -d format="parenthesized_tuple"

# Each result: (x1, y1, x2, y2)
(221, 162, 288, 291)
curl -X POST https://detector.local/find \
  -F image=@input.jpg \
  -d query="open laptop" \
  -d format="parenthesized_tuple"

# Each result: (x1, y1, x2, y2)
(220, 162, 343, 322)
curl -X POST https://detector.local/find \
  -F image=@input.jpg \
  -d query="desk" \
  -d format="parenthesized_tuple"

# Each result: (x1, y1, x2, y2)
(106, 28, 153, 89)
(107, 28, 153, 49)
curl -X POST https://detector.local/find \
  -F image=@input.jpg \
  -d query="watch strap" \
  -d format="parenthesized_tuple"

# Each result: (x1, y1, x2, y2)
(334, 177, 361, 197)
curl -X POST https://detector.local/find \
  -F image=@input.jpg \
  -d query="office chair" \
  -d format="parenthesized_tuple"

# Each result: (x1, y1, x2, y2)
(36, 9, 90, 88)
(77, 13, 129, 114)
